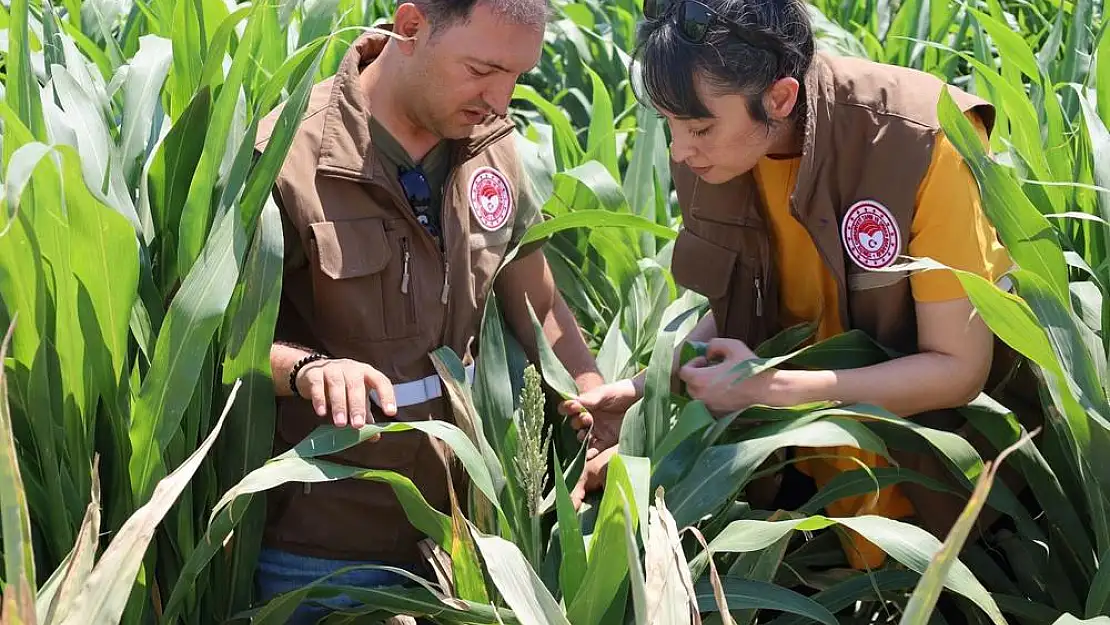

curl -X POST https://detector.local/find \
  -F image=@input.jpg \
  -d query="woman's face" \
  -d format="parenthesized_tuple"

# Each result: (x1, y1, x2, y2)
(659, 72, 799, 185)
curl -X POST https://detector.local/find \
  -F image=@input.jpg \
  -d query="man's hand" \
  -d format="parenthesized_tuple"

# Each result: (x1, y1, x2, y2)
(678, 338, 784, 415)
(295, 358, 397, 435)
(571, 446, 617, 509)
(558, 378, 640, 458)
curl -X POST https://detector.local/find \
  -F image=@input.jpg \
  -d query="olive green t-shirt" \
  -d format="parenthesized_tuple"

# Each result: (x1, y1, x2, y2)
(368, 116, 543, 251)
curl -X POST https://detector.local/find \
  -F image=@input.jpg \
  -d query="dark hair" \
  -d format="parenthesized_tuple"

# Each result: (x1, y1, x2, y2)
(633, 0, 815, 124)
(412, 0, 550, 34)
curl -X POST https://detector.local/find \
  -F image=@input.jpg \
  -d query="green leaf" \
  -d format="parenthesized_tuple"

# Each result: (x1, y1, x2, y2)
(59, 381, 239, 625)
(519, 207, 678, 247)
(268, 421, 501, 514)
(667, 417, 892, 527)
(937, 87, 1070, 304)
(119, 35, 173, 185)
(128, 204, 247, 504)
(766, 570, 923, 625)
(473, 533, 572, 625)
(567, 455, 639, 624)
(902, 432, 1036, 624)
(694, 577, 837, 625)
(513, 84, 584, 171)
(553, 448, 587, 602)
(176, 0, 262, 274)
(0, 323, 36, 621)
(212, 457, 451, 547)
(652, 401, 714, 467)
(525, 296, 579, 399)
(584, 66, 618, 180)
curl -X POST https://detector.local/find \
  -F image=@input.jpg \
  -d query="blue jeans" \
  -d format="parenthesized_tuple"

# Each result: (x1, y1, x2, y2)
(255, 547, 424, 624)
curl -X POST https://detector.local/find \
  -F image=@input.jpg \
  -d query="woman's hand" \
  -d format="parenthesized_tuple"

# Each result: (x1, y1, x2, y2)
(678, 338, 801, 415)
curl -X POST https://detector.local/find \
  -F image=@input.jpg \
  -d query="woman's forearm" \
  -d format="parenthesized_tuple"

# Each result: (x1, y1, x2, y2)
(775, 350, 988, 417)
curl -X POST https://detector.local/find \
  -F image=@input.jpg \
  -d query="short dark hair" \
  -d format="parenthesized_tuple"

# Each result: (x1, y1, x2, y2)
(412, 0, 550, 34)
(633, 0, 815, 124)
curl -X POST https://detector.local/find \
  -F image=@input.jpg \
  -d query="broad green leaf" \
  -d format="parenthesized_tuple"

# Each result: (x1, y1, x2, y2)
(902, 432, 1034, 624)
(473, 533, 572, 625)
(214, 193, 284, 612)
(937, 87, 1070, 304)
(5, 0, 46, 146)
(60, 381, 238, 625)
(621, 490, 649, 625)
(643, 305, 699, 457)
(267, 420, 500, 514)
(694, 577, 837, 625)
(176, 0, 262, 274)
(448, 476, 489, 604)
(147, 85, 211, 285)
(766, 570, 922, 625)
(799, 466, 959, 516)
(667, 417, 892, 527)
(513, 84, 584, 171)
(0, 323, 36, 621)
(38, 473, 100, 624)
(584, 65, 618, 180)
(970, 9, 1041, 80)
(525, 297, 578, 398)
(119, 35, 173, 185)
(519, 206, 678, 247)
(567, 455, 638, 625)
(238, 44, 326, 228)
(212, 457, 451, 546)
(248, 569, 510, 624)
(128, 204, 247, 504)
(553, 448, 587, 602)
(652, 401, 714, 467)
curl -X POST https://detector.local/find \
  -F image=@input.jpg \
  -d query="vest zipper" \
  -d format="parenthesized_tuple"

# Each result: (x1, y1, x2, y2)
(401, 236, 416, 326)
(440, 260, 451, 304)
(754, 276, 764, 317)
(401, 238, 412, 295)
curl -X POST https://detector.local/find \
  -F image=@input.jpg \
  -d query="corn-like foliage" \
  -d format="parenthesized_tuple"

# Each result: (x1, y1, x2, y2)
(0, 0, 1108, 623)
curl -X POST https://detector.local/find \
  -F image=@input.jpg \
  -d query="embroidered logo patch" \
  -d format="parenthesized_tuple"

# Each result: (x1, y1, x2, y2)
(841, 200, 901, 269)
(468, 167, 513, 232)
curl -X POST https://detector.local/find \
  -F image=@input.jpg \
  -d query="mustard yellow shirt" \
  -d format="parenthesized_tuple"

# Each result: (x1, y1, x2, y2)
(752, 113, 1010, 569)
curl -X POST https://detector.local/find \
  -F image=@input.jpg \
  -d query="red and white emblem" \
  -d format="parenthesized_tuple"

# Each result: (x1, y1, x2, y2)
(468, 167, 513, 232)
(841, 200, 901, 269)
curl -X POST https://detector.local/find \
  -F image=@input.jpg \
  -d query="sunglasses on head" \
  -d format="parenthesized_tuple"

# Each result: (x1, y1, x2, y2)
(644, 0, 783, 64)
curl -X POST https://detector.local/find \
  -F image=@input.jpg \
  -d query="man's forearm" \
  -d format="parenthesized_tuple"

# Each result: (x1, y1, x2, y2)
(497, 250, 604, 394)
(272, 342, 315, 396)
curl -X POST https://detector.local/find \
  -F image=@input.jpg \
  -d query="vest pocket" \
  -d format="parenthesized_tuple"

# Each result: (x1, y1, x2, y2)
(671, 228, 776, 346)
(308, 218, 420, 341)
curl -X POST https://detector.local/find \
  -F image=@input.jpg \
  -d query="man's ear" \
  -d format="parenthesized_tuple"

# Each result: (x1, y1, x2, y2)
(391, 2, 426, 51)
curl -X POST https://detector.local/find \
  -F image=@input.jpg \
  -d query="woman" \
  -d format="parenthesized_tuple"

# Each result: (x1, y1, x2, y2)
(562, 0, 1039, 569)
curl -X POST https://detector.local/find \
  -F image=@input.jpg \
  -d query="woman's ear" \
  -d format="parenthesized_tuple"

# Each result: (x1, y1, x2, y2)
(766, 77, 800, 120)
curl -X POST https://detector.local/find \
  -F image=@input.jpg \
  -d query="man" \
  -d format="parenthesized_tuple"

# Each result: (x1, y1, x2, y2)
(251, 1, 611, 620)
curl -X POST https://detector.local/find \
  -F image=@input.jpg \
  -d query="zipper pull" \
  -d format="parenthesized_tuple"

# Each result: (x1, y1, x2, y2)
(755, 276, 764, 317)
(440, 260, 450, 304)
(401, 239, 411, 295)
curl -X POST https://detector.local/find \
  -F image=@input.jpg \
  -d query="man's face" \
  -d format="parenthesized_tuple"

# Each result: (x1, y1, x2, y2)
(403, 3, 544, 140)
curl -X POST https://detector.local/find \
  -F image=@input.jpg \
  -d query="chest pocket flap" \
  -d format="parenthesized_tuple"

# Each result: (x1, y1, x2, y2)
(310, 219, 391, 278)
(671, 228, 738, 299)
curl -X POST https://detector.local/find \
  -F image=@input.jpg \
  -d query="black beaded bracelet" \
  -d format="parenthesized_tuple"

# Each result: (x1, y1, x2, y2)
(289, 352, 328, 399)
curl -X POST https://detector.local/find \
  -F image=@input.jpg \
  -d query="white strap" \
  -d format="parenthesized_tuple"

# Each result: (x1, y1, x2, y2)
(369, 364, 476, 409)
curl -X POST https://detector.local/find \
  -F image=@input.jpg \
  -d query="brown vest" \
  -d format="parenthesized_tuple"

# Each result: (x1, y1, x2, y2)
(253, 32, 530, 563)
(670, 53, 1040, 538)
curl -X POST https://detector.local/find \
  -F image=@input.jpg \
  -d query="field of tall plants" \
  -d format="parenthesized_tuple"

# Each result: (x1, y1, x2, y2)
(0, 0, 1107, 622)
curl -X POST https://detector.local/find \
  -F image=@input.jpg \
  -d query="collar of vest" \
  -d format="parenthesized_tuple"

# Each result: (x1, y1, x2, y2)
(789, 52, 835, 222)
(314, 26, 515, 183)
